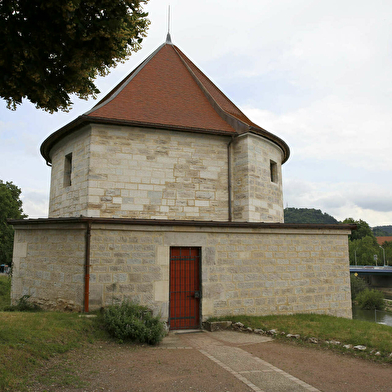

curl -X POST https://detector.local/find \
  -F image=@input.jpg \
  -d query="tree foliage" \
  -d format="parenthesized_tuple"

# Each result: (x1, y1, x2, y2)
(0, 0, 150, 112)
(343, 218, 375, 243)
(344, 218, 391, 265)
(356, 289, 385, 310)
(0, 181, 27, 266)
(349, 236, 382, 265)
(380, 240, 392, 265)
(284, 208, 338, 224)
(373, 225, 392, 236)
(345, 218, 380, 265)
(350, 274, 369, 301)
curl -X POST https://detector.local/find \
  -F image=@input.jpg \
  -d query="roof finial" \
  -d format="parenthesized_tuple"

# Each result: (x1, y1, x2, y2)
(166, 5, 172, 44)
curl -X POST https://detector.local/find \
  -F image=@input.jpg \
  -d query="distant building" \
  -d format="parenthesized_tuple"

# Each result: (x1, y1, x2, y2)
(10, 34, 354, 329)
(376, 236, 392, 246)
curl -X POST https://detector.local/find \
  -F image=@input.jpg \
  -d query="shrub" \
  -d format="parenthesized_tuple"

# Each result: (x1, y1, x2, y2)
(350, 274, 369, 301)
(102, 301, 166, 345)
(0, 275, 11, 309)
(4, 295, 41, 312)
(356, 289, 385, 310)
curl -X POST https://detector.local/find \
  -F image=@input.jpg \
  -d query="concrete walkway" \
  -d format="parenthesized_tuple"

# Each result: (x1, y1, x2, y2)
(159, 330, 319, 392)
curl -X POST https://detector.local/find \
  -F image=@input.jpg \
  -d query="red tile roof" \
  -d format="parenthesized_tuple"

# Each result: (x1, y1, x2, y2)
(87, 43, 236, 133)
(173, 46, 260, 128)
(376, 236, 392, 245)
(41, 35, 290, 164)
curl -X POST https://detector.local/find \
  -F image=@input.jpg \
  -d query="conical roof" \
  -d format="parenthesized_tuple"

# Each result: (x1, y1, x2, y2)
(41, 35, 289, 163)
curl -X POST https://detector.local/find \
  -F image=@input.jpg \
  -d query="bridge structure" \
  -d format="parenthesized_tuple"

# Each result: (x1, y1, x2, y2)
(350, 266, 392, 288)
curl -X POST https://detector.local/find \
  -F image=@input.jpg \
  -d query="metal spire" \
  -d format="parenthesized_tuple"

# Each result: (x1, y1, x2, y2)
(166, 5, 172, 44)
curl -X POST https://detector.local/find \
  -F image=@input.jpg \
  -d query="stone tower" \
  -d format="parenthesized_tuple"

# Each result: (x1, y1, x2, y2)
(41, 34, 289, 223)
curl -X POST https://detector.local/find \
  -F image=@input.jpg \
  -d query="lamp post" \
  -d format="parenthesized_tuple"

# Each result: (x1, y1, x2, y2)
(379, 246, 386, 267)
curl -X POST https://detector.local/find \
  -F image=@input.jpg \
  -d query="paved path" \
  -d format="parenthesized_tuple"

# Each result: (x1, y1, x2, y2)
(160, 330, 319, 392)
(28, 328, 392, 391)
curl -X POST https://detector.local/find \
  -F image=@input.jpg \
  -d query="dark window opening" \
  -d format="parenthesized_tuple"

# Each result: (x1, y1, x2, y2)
(270, 160, 278, 183)
(64, 153, 72, 187)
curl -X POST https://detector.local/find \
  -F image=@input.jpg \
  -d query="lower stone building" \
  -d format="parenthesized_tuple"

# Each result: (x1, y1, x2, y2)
(10, 218, 354, 329)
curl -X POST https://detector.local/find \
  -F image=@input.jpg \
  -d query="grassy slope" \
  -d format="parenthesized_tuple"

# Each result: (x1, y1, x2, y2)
(0, 278, 106, 390)
(1, 276, 391, 390)
(210, 313, 392, 356)
(0, 311, 104, 391)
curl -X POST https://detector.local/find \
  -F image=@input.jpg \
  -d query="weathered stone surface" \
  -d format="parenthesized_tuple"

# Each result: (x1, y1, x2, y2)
(49, 126, 233, 221)
(353, 345, 367, 351)
(343, 344, 353, 349)
(11, 223, 352, 320)
(232, 134, 284, 222)
(308, 337, 318, 344)
(48, 126, 286, 223)
(287, 333, 301, 339)
(326, 340, 341, 345)
(11, 227, 85, 311)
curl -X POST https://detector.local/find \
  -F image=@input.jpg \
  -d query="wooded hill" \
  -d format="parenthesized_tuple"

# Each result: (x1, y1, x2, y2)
(284, 208, 392, 236)
(372, 226, 392, 236)
(284, 208, 338, 224)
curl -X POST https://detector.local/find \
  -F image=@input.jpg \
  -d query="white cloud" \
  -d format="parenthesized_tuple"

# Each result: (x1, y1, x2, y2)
(284, 178, 392, 226)
(243, 96, 392, 171)
(21, 189, 49, 218)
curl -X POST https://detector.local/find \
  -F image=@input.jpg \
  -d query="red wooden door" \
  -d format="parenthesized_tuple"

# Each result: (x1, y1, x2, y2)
(169, 247, 201, 330)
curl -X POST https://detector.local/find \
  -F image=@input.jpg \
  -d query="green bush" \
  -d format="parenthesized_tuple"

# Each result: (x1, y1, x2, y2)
(102, 301, 166, 345)
(0, 275, 11, 309)
(356, 289, 385, 310)
(4, 295, 41, 312)
(350, 274, 369, 301)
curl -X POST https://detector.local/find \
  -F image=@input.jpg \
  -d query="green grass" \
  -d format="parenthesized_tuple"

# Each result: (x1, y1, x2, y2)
(32, 361, 88, 390)
(208, 314, 392, 360)
(0, 275, 11, 310)
(0, 311, 106, 391)
(1, 274, 391, 390)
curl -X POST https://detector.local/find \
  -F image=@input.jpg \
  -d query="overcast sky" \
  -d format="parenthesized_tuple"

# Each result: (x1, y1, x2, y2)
(1, 0, 391, 227)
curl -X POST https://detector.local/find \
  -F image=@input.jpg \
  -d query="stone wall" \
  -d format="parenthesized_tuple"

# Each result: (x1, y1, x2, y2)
(12, 221, 352, 319)
(11, 223, 86, 311)
(48, 125, 286, 223)
(49, 125, 91, 217)
(232, 134, 284, 223)
(49, 124, 231, 220)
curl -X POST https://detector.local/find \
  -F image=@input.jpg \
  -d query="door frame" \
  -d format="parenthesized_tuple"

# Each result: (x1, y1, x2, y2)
(168, 246, 202, 330)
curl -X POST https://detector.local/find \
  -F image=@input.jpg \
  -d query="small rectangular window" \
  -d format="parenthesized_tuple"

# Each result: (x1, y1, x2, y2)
(270, 160, 278, 183)
(64, 153, 72, 187)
